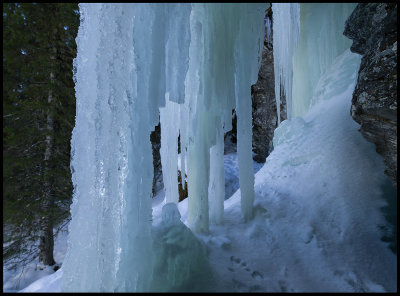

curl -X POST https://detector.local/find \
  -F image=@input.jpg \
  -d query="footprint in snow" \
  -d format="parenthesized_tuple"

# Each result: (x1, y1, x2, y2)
(251, 270, 264, 280)
(229, 255, 264, 280)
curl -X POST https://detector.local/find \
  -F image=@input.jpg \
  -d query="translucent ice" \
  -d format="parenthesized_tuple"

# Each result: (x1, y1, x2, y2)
(272, 3, 300, 123)
(291, 3, 357, 117)
(273, 3, 357, 120)
(62, 3, 267, 292)
(151, 203, 210, 292)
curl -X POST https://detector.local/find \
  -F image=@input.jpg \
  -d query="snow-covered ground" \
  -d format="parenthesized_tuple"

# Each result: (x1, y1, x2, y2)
(3, 225, 69, 292)
(13, 49, 397, 292)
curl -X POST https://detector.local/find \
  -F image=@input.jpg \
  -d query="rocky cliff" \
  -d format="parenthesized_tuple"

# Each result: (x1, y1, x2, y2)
(344, 3, 397, 186)
(251, 7, 286, 163)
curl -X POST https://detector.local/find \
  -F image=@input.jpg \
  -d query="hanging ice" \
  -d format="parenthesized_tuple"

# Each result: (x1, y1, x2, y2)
(291, 3, 357, 117)
(273, 3, 357, 120)
(184, 3, 266, 231)
(62, 3, 267, 292)
(160, 97, 180, 204)
(265, 17, 272, 44)
(272, 3, 300, 123)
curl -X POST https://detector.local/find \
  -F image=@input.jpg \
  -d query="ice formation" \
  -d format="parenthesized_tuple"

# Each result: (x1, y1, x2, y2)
(265, 17, 272, 44)
(151, 203, 210, 292)
(62, 3, 267, 292)
(273, 3, 357, 120)
(272, 3, 300, 123)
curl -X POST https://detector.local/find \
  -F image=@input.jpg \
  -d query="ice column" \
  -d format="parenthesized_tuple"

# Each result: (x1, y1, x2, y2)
(234, 4, 266, 222)
(184, 3, 267, 231)
(62, 3, 175, 292)
(208, 123, 225, 225)
(160, 98, 180, 204)
(272, 3, 300, 123)
(159, 4, 191, 204)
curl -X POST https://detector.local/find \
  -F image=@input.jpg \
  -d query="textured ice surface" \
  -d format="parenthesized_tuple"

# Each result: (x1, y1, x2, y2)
(182, 3, 266, 232)
(151, 203, 211, 292)
(62, 4, 170, 292)
(272, 3, 300, 123)
(160, 98, 180, 204)
(292, 3, 356, 118)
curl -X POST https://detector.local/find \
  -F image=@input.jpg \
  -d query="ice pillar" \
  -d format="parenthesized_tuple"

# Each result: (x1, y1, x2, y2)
(160, 98, 180, 204)
(62, 3, 172, 292)
(208, 123, 225, 225)
(234, 4, 266, 222)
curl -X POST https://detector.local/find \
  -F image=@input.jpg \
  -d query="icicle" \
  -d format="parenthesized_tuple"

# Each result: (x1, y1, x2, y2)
(234, 3, 266, 222)
(165, 4, 191, 104)
(160, 95, 180, 204)
(265, 17, 272, 44)
(208, 122, 225, 225)
(272, 3, 300, 123)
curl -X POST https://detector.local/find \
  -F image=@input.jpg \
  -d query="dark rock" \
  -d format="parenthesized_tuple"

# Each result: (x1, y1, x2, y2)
(251, 8, 286, 163)
(151, 121, 163, 196)
(224, 109, 237, 154)
(344, 3, 397, 186)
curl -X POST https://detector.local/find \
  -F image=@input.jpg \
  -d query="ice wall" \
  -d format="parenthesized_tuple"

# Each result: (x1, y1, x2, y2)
(292, 3, 357, 117)
(273, 3, 357, 120)
(63, 3, 266, 292)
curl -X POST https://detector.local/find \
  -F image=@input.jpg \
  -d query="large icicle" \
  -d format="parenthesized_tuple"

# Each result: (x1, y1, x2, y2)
(272, 3, 300, 123)
(234, 4, 266, 222)
(208, 123, 225, 225)
(160, 97, 180, 204)
(184, 3, 267, 231)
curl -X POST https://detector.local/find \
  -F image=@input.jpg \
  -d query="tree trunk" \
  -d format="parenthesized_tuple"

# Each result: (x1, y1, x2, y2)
(39, 68, 55, 266)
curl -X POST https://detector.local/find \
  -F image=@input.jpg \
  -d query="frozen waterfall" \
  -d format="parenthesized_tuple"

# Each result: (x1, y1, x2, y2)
(273, 3, 357, 119)
(62, 3, 267, 292)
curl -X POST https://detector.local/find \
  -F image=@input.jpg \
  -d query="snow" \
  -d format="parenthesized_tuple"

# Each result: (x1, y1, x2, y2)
(3, 225, 68, 293)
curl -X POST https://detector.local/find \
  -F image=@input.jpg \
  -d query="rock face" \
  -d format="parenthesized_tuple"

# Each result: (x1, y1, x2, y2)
(344, 3, 397, 186)
(151, 122, 163, 195)
(251, 8, 286, 163)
